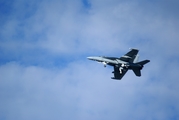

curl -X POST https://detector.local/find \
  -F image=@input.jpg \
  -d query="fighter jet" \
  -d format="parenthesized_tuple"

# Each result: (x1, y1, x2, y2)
(87, 48, 150, 80)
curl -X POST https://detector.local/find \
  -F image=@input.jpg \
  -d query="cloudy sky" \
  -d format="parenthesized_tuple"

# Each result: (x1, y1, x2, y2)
(0, 0, 179, 120)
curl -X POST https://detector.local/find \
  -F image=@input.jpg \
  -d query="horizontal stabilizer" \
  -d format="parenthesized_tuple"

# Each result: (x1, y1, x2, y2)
(137, 60, 150, 66)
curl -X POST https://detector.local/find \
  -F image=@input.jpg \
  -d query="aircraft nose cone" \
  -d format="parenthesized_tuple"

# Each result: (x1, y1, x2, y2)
(87, 57, 93, 60)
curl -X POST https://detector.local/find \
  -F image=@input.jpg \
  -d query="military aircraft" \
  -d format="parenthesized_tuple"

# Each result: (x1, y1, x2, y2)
(87, 48, 150, 80)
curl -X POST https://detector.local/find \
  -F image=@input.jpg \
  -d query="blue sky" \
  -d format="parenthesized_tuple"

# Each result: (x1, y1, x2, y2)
(0, 0, 179, 120)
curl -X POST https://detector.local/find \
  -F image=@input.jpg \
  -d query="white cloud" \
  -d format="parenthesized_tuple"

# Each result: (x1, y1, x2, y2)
(1, 59, 179, 120)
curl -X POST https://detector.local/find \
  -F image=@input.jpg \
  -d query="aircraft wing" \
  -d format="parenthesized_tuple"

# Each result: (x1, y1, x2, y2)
(111, 66, 128, 80)
(119, 48, 139, 62)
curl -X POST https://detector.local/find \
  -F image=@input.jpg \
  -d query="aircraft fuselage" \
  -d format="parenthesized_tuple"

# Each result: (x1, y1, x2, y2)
(87, 48, 150, 80)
